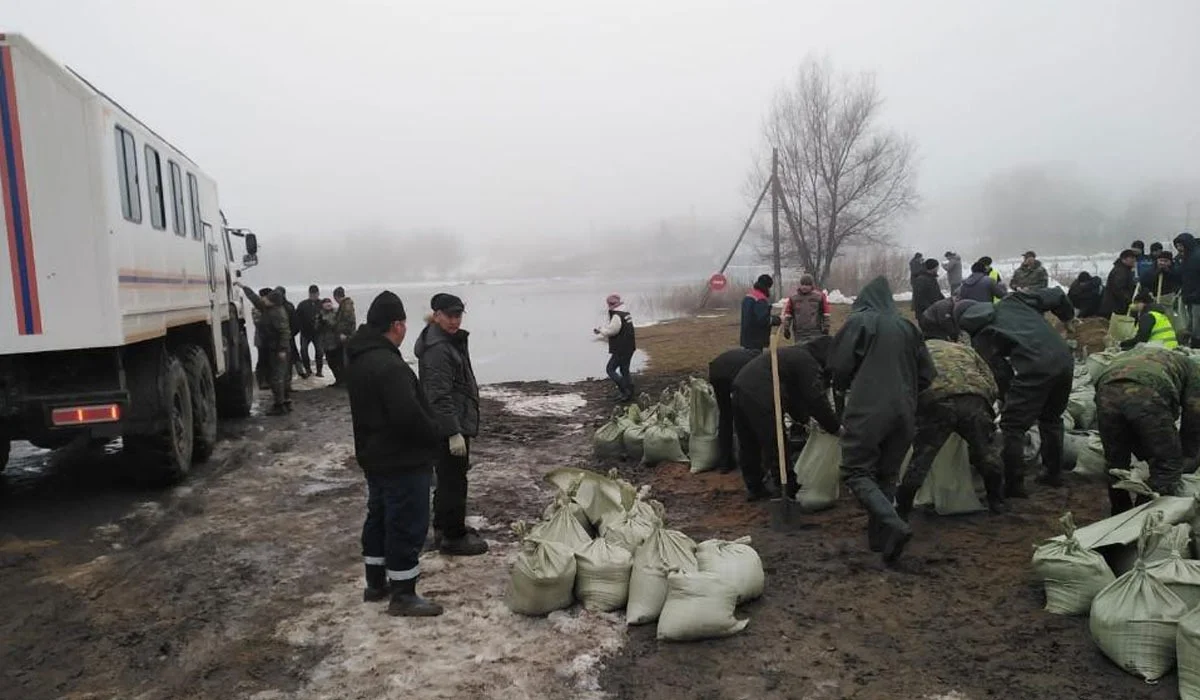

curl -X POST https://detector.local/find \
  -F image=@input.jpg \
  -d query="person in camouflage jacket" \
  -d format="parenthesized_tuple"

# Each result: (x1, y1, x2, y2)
(1094, 346, 1200, 514)
(324, 287, 357, 386)
(239, 283, 292, 414)
(896, 339, 1005, 517)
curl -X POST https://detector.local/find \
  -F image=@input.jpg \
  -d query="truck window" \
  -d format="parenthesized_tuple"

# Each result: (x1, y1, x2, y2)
(114, 126, 142, 223)
(187, 173, 202, 241)
(168, 161, 186, 237)
(144, 145, 166, 230)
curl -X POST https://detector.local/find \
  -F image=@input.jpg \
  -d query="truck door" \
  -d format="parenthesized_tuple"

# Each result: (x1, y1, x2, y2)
(203, 222, 226, 375)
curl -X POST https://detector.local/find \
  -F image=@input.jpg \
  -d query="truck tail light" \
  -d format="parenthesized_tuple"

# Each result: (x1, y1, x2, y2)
(51, 404, 121, 427)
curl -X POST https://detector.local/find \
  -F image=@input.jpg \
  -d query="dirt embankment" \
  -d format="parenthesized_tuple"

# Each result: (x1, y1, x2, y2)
(0, 307, 1160, 700)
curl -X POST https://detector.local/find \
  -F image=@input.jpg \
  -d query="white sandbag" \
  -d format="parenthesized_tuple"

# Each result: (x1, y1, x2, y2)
(545, 467, 623, 528)
(1068, 383, 1097, 430)
(593, 408, 628, 458)
(688, 379, 720, 473)
(793, 427, 841, 512)
(1178, 607, 1200, 700)
(696, 536, 765, 603)
(1062, 412, 1076, 431)
(922, 434, 986, 516)
(627, 524, 698, 625)
(599, 485, 662, 553)
(506, 524, 578, 616)
(1031, 512, 1116, 615)
(642, 416, 690, 466)
(1086, 350, 1121, 383)
(1147, 524, 1200, 609)
(1089, 515, 1190, 682)
(1071, 432, 1107, 480)
(1061, 497, 1197, 551)
(530, 498, 593, 553)
(574, 536, 634, 612)
(656, 570, 749, 642)
(541, 489, 592, 536)
(1024, 426, 1041, 464)
(623, 422, 648, 461)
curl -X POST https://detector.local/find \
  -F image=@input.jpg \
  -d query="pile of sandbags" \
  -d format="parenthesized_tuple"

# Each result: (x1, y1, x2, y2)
(592, 380, 721, 467)
(1032, 496, 1200, 693)
(506, 467, 761, 642)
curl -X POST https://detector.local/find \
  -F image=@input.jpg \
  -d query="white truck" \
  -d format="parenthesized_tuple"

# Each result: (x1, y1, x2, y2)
(0, 33, 260, 481)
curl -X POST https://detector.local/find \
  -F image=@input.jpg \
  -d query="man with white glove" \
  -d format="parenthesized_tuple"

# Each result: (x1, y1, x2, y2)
(415, 293, 486, 556)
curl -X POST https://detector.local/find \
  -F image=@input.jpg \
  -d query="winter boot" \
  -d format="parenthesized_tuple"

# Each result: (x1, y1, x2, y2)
(363, 564, 389, 602)
(866, 514, 884, 552)
(440, 531, 489, 556)
(983, 473, 1009, 514)
(848, 477, 912, 565)
(894, 483, 917, 522)
(1003, 461, 1028, 499)
(387, 577, 444, 617)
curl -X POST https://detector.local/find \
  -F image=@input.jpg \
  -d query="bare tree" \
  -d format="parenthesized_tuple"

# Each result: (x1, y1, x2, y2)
(752, 57, 919, 287)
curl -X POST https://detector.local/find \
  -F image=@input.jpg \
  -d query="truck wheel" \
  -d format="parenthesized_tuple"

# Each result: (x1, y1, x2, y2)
(125, 351, 194, 484)
(217, 329, 255, 419)
(179, 345, 218, 463)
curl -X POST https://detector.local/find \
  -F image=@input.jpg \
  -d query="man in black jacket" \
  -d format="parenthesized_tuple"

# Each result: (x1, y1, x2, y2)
(1098, 250, 1139, 319)
(347, 291, 443, 617)
(1067, 272, 1103, 318)
(1140, 251, 1182, 302)
(955, 289, 1076, 498)
(415, 293, 485, 556)
(740, 274, 778, 350)
(912, 258, 945, 319)
(708, 347, 762, 474)
(830, 277, 936, 564)
(1175, 233, 1200, 347)
(296, 284, 325, 378)
(731, 336, 841, 501)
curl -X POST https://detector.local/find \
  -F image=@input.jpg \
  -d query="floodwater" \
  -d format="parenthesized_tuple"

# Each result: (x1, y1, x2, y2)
(267, 275, 702, 384)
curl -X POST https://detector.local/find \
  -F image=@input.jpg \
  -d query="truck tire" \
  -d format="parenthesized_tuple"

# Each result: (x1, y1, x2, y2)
(179, 344, 218, 463)
(217, 328, 255, 419)
(125, 351, 194, 484)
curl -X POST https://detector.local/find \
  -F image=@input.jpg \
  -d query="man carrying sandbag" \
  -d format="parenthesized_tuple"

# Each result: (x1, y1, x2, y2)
(730, 337, 841, 501)
(896, 339, 1005, 519)
(954, 289, 1077, 498)
(1092, 346, 1200, 515)
(829, 277, 935, 564)
(708, 347, 762, 473)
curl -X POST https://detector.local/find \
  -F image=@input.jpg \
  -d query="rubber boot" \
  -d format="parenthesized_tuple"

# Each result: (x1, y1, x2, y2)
(894, 483, 917, 523)
(363, 564, 388, 602)
(866, 514, 884, 552)
(1002, 456, 1028, 498)
(440, 531, 489, 556)
(1036, 421, 1065, 487)
(983, 473, 1009, 514)
(387, 577, 444, 617)
(848, 477, 912, 565)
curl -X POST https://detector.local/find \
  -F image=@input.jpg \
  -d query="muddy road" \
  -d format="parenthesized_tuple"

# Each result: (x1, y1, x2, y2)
(0, 347, 1182, 700)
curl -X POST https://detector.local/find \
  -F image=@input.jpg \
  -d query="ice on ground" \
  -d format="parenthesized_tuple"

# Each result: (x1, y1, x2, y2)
(479, 387, 586, 418)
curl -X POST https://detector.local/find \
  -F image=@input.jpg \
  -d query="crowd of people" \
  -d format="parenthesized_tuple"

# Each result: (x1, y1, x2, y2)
(714, 235, 1200, 566)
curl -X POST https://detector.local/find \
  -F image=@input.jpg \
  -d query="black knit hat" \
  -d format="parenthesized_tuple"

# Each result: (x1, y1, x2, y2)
(367, 291, 407, 330)
(754, 274, 774, 291)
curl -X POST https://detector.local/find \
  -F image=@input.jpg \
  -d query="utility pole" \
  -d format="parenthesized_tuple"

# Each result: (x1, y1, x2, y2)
(771, 148, 782, 301)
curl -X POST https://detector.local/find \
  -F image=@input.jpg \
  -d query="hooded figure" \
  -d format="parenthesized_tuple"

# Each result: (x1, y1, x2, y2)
(920, 298, 972, 342)
(828, 277, 936, 564)
(731, 336, 841, 500)
(1173, 233, 1200, 347)
(954, 288, 1075, 500)
(958, 262, 1007, 303)
(1067, 272, 1103, 318)
(942, 252, 964, 296)
(908, 253, 925, 284)
(740, 274, 779, 350)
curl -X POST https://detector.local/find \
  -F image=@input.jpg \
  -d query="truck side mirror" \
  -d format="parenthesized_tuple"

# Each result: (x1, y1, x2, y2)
(245, 233, 258, 256)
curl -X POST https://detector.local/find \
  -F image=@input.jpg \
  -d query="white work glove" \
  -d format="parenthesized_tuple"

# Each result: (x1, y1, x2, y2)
(449, 433, 467, 457)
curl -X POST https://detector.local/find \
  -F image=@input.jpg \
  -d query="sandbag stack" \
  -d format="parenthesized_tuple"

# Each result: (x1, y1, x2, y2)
(592, 380, 720, 467)
(506, 467, 761, 642)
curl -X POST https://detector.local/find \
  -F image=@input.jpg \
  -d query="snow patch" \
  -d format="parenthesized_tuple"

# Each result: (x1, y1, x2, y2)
(479, 387, 587, 418)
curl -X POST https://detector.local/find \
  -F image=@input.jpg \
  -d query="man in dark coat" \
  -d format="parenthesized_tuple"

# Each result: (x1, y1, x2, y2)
(275, 287, 304, 379)
(415, 293, 485, 556)
(958, 261, 1007, 303)
(1132, 240, 1155, 280)
(240, 284, 291, 415)
(1175, 233, 1200, 347)
(1140, 251, 1182, 302)
(708, 347, 762, 474)
(346, 291, 444, 617)
(942, 251, 963, 297)
(829, 277, 936, 564)
(296, 284, 325, 378)
(731, 336, 841, 501)
(1067, 272, 1103, 318)
(920, 298, 972, 341)
(1099, 250, 1139, 319)
(955, 289, 1076, 498)
(908, 253, 925, 285)
(740, 274, 778, 350)
(912, 258, 945, 319)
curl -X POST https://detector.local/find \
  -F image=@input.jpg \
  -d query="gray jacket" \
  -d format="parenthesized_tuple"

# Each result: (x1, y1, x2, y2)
(414, 322, 480, 438)
(942, 254, 963, 292)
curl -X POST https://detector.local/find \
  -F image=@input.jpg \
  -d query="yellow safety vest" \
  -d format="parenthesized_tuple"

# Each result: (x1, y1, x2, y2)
(988, 268, 1001, 304)
(1149, 310, 1178, 348)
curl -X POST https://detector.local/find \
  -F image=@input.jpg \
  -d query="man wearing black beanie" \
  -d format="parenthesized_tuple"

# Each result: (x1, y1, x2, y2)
(346, 291, 444, 617)
(740, 274, 779, 350)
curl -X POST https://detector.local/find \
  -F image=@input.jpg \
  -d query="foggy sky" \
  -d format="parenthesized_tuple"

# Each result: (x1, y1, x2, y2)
(7, 0, 1200, 264)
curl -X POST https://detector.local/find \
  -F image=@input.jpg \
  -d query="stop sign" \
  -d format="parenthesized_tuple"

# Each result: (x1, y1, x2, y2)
(708, 273, 728, 292)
